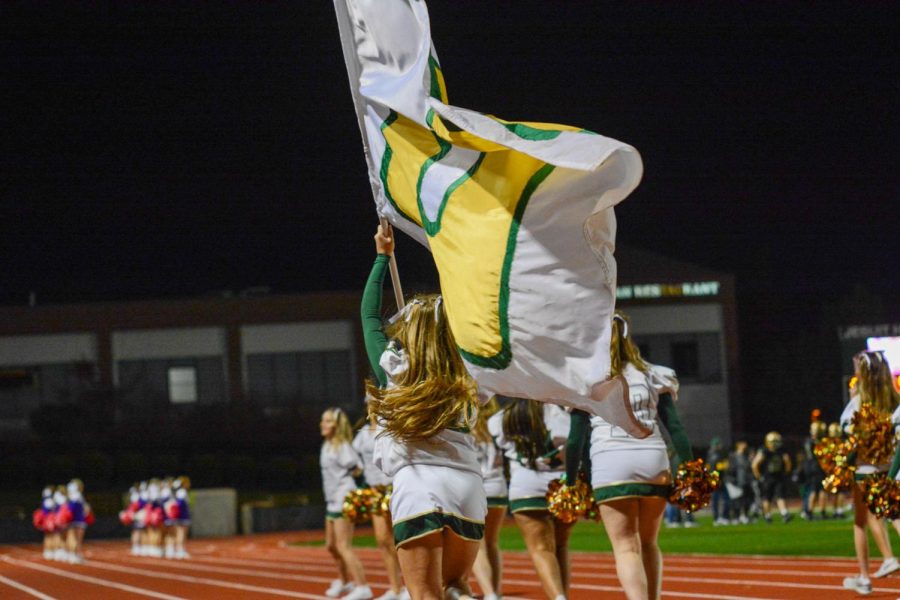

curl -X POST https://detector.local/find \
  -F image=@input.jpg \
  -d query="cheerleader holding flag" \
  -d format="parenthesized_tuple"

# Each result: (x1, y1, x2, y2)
(362, 224, 485, 600)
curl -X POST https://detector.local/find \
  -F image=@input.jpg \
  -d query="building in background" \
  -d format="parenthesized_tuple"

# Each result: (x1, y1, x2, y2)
(0, 292, 370, 439)
(0, 246, 740, 449)
(838, 322, 900, 403)
(616, 246, 740, 446)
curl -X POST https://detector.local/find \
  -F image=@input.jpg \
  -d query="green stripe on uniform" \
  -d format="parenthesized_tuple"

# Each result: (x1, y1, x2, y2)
(509, 496, 548, 513)
(593, 483, 670, 504)
(487, 497, 509, 508)
(393, 512, 484, 546)
(326, 511, 345, 520)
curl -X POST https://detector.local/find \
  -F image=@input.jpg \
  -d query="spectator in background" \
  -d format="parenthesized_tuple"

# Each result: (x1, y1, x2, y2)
(707, 437, 731, 525)
(726, 441, 754, 524)
(752, 431, 793, 523)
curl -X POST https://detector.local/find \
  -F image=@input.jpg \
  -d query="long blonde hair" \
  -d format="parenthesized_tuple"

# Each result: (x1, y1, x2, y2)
(472, 396, 501, 444)
(323, 407, 354, 447)
(610, 310, 649, 376)
(502, 398, 548, 469)
(855, 351, 900, 415)
(366, 294, 477, 442)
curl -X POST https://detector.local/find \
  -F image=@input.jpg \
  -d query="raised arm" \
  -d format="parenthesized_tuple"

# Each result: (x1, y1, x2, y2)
(361, 224, 395, 388)
(658, 393, 693, 464)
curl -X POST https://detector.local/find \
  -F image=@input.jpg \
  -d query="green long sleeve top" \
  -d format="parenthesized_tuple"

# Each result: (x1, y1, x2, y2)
(361, 254, 391, 389)
(889, 443, 900, 480)
(565, 392, 693, 484)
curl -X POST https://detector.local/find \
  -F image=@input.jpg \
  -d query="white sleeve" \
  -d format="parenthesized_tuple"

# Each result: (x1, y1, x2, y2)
(892, 406, 900, 433)
(544, 403, 571, 439)
(647, 363, 679, 400)
(351, 431, 363, 454)
(840, 396, 859, 432)
(338, 442, 362, 471)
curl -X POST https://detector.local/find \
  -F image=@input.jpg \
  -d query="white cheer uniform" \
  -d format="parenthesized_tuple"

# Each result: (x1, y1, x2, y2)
(320, 441, 362, 518)
(590, 363, 676, 503)
(373, 345, 486, 546)
(479, 411, 509, 505)
(352, 425, 391, 488)
(498, 403, 570, 513)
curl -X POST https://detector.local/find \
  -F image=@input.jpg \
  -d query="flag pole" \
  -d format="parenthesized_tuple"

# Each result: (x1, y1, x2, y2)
(379, 216, 405, 311)
(334, 0, 405, 310)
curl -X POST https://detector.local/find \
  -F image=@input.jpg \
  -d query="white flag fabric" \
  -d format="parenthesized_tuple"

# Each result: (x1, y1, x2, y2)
(334, 0, 645, 422)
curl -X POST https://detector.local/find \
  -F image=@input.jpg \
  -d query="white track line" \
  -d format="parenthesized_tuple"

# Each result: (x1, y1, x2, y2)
(77, 560, 330, 599)
(0, 556, 186, 600)
(0, 575, 58, 600)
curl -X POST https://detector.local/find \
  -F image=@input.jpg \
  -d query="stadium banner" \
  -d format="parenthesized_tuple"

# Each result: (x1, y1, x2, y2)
(334, 0, 644, 416)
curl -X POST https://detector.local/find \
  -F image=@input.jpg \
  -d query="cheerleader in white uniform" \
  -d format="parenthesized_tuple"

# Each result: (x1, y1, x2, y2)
(471, 397, 507, 600)
(320, 407, 373, 600)
(363, 224, 485, 600)
(567, 311, 693, 600)
(498, 398, 571, 600)
(840, 351, 900, 595)
(353, 409, 406, 600)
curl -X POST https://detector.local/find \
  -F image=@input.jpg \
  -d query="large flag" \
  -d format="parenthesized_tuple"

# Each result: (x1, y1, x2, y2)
(334, 0, 645, 426)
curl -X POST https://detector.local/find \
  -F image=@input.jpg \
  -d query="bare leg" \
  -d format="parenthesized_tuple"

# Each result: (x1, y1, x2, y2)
(513, 511, 566, 599)
(397, 532, 443, 600)
(472, 506, 505, 598)
(373, 513, 403, 593)
(852, 486, 870, 577)
(333, 517, 367, 585)
(441, 530, 479, 597)
(325, 518, 349, 584)
(553, 518, 574, 594)
(637, 498, 667, 600)
(599, 499, 647, 600)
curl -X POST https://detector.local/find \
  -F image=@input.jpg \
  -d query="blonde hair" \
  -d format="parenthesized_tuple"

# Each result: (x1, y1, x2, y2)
(856, 351, 900, 416)
(366, 294, 477, 443)
(322, 407, 354, 447)
(502, 399, 548, 469)
(610, 310, 649, 376)
(472, 396, 501, 444)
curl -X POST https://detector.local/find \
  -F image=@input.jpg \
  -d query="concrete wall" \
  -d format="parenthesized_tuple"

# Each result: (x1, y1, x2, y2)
(190, 488, 237, 538)
(0, 333, 97, 366)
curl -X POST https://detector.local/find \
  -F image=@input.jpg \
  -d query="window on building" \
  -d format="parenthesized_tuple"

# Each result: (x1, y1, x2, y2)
(671, 341, 700, 379)
(631, 333, 722, 384)
(246, 350, 354, 410)
(118, 357, 225, 407)
(167, 366, 198, 404)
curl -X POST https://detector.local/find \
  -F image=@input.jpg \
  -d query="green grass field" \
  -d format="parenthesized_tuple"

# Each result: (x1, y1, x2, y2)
(307, 513, 900, 557)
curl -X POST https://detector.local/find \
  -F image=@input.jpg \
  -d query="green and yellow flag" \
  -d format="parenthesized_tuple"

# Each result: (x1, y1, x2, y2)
(335, 0, 644, 419)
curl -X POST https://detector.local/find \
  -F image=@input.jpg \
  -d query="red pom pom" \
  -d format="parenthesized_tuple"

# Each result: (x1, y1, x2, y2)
(56, 504, 73, 526)
(165, 501, 181, 520)
(146, 507, 164, 527)
(119, 509, 134, 526)
(85, 511, 95, 526)
(32, 509, 45, 531)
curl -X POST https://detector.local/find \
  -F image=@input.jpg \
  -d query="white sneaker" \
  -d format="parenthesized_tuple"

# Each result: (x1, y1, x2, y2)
(875, 557, 900, 578)
(343, 586, 373, 600)
(375, 591, 400, 600)
(399, 588, 411, 600)
(843, 575, 872, 595)
(43, 549, 52, 560)
(325, 580, 353, 598)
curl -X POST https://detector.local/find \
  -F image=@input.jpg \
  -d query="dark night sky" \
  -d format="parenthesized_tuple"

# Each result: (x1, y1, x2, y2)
(2, 2, 898, 433)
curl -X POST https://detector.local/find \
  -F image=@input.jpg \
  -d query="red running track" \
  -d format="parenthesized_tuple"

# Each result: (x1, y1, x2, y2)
(2, 532, 900, 599)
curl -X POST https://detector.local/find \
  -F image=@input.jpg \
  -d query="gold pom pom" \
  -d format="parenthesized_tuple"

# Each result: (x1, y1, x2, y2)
(342, 487, 384, 524)
(861, 473, 900, 520)
(546, 477, 592, 524)
(815, 435, 858, 495)
(852, 404, 896, 466)
(668, 458, 721, 513)
(372, 485, 391, 516)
